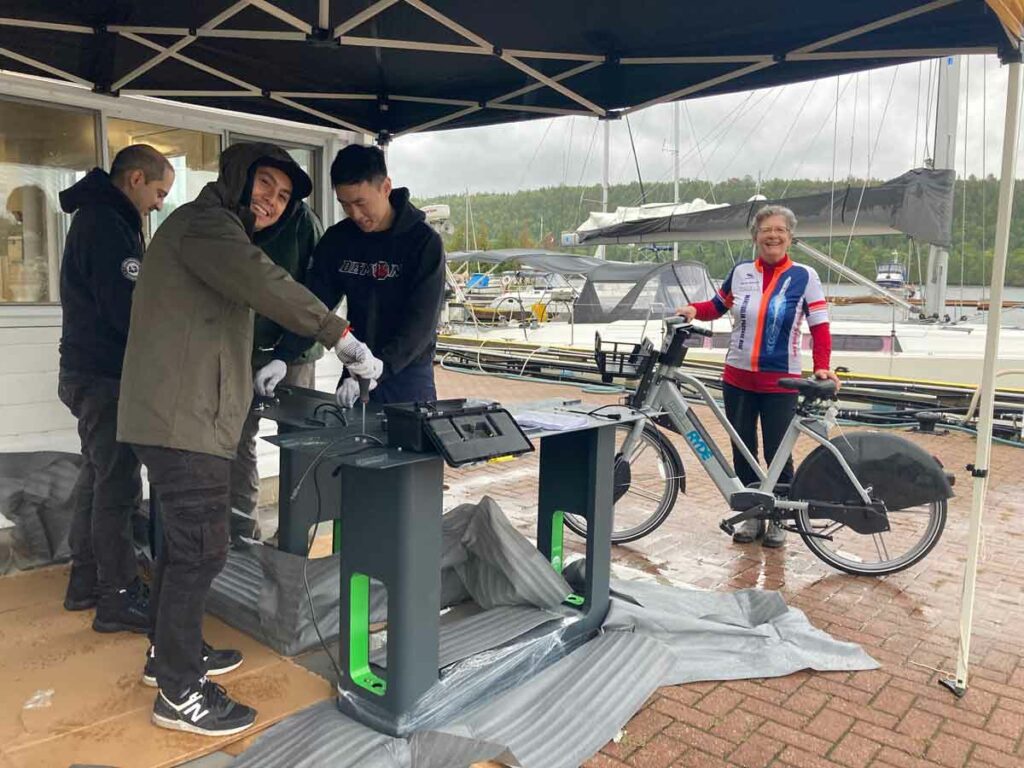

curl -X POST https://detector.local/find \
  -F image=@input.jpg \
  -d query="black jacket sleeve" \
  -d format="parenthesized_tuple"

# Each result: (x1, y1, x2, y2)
(379, 231, 445, 378)
(79, 208, 141, 341)
(273, 228, 347, 363)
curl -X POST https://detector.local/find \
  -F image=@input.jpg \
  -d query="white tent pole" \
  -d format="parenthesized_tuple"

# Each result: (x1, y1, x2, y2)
(595, 117, 610, 261)
(945, 60, 1022, 698)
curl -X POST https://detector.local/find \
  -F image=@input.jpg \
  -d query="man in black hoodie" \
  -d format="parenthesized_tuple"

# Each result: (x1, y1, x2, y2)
(268, 144, 445, 405)
(57, 144, 175, 632)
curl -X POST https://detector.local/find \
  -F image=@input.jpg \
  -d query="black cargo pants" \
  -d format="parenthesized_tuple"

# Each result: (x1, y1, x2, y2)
(132, 445, 231, 695)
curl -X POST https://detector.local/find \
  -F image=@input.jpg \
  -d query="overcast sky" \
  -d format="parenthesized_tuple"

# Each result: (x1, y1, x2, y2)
(389, 55, 1017, 201)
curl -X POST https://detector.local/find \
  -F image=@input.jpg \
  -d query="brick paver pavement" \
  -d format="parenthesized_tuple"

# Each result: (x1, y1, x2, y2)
(435, 367, 1024, 768)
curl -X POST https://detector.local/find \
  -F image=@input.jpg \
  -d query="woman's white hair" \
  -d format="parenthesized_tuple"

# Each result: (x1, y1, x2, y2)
(750, 205, 797, 238)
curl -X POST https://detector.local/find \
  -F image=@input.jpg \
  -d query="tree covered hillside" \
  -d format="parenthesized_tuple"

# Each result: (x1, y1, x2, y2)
(415, 175, 1024, 285)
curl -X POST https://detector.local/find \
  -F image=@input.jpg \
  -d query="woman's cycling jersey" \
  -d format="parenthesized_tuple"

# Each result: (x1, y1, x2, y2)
(711, 255, 829, 375)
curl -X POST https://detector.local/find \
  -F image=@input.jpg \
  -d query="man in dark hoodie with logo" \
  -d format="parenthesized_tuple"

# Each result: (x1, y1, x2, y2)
(229, 199, 324, 541)
(118, 142, 381, 736)
(57, 144, 175, 632)
(265, 144, 445, 406)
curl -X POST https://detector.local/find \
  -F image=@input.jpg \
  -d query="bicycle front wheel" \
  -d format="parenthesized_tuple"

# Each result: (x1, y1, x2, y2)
(563, 422, 684, 544)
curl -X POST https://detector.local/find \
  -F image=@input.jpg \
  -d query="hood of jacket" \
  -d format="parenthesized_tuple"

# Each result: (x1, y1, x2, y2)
(58, 168, 142, 233)
(211, 142, 313, 236)
(388, 187, 426, 235)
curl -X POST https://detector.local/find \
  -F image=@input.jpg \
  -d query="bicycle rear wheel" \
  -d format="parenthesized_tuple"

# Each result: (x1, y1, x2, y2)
(794, 499, 947, 576)
(790, 432, 951, 576)
(563, 422, 684, 544)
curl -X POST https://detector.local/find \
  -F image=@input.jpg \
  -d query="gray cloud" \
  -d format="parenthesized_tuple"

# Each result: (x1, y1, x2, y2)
(389, 56, 1016, 200)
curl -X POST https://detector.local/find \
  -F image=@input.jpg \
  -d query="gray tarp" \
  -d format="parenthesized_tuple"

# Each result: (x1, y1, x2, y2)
(231, 498, 876, 768)
(0, 452, 80, 573)
(576, 169, 956, 247)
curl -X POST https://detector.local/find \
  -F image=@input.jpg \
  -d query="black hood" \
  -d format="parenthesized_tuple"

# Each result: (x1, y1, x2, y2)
(388, 187, 425, 234)
(58, 168, 142, 232)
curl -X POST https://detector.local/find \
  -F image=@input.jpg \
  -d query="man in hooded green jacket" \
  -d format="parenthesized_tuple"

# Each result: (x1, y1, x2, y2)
(118, 142, 382, 736)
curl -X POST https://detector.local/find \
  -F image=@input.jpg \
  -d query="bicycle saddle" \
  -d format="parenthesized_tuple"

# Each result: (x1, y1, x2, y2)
(778, 377, 836, 400)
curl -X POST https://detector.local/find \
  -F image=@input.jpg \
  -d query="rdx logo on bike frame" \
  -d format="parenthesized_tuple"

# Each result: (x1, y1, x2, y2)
(685, 430, 713, 461)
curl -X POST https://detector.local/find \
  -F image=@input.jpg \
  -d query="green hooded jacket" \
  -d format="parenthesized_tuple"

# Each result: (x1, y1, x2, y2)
(117, 143, 347, 459)
(252, 201, 325, 369)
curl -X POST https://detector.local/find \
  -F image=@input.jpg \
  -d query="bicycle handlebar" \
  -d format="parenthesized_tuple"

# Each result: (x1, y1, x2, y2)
(664, 315, 713, 337)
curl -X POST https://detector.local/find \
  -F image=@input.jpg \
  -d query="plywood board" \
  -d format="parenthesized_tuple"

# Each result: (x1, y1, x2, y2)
(0, 566, 332, 768)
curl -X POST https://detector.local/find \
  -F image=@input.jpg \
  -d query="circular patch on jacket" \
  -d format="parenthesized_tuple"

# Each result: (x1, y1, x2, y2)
(121, 257, 141, 282)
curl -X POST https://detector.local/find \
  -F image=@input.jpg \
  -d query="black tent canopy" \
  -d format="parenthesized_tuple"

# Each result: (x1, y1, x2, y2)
(0, 1, 1019, 141)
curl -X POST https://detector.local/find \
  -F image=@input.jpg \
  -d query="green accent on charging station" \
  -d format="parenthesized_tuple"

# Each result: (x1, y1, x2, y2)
(564, 593, 585, 607)
(332, 520, 342, 554)
(550, 510, 565, 573)
(348, 573, 386, 696)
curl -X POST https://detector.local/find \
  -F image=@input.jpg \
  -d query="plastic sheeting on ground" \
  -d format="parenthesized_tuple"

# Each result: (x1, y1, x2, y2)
(207, 496, 573, 656)
(230, 494, 877, 768)
(0, 452, 80, 573)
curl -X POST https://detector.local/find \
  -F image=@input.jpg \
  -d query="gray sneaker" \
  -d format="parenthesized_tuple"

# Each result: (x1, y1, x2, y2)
(763, 521, 787, 548)
(732, 518, 764, 543)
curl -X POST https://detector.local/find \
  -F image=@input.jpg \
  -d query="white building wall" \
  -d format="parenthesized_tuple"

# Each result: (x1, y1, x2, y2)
(0, 73, 360, 485)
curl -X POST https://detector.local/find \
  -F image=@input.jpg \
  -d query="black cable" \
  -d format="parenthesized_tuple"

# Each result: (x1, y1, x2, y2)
(313, 401, 348, 426)
(296, 433, 389, 687)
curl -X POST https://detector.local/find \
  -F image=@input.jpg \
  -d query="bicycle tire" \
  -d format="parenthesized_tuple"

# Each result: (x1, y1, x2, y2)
(563, 422, 684, 544)
(790, 432, 950, 576)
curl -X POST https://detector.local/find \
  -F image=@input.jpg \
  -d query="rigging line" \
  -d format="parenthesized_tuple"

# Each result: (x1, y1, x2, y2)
(516, 118, 555, 190)
(628, 89, 770, 207)
(713, 87, 786, 183)
(847, 73, 860, 181)
(684, 102, 734, 260)
(841, 66, 900, 272)
(695, 87, 782, 178)
(562, 116, 575, 187)
(782, 75, 856, 197)
(923, 59, 936, 162)
(625, 115, 647, 204)
(959, 57, 970, 310)
(914, 61, 923, 167)
(574, 119, 600, 226)
(613, 108, 650, 187)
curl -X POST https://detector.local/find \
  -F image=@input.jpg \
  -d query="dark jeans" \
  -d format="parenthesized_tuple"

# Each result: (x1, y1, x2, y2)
(722, 382, 798, 490)
(57, 371, 141, 594)
(370, 361, 437, 405)
(133, 445, 231, 695)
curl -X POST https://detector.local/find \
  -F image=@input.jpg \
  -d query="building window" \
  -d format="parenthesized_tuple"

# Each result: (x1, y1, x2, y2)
(0, 98, 98, 303)
(107, 119, 220, 236)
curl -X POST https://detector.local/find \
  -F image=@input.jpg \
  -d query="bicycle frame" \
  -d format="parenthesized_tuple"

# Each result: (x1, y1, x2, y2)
(623, 360, 874, 515)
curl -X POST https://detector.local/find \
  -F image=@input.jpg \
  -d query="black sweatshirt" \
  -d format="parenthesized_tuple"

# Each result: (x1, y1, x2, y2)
(58, 168, 144, 378)
(275, 187, 445, 380)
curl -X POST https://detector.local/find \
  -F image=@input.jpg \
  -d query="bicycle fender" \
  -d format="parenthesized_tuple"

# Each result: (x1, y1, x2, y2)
(791, 432, 954, 511)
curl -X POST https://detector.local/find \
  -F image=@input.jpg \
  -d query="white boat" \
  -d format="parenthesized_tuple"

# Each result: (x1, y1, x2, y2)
(875, 261, 908, 289)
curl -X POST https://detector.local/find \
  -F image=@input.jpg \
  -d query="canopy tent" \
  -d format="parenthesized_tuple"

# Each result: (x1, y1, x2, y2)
(1, 0, 1021, 701)
(574, 169, 956, 247)
(448, 249, 606, 275)
(0, 2, 1019, 141)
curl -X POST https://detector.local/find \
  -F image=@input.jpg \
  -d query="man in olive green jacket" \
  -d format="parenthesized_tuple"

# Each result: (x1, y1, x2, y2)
(118, 142, 381, 737)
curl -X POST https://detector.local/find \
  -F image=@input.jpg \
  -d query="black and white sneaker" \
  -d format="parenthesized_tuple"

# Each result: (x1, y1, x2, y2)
(152, 678, 256, 736)
(143, 642, 244, 687)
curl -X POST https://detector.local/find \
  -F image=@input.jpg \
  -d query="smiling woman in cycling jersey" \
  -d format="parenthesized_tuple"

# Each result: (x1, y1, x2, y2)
(676, 205, 841, 549)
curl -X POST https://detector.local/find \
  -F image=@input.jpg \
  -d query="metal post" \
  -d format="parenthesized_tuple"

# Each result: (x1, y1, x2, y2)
(673, 101, 680, 262)
(945, 60, 1022, 698)
(924, 56, 961, 318)
(597, 117, 610, 260)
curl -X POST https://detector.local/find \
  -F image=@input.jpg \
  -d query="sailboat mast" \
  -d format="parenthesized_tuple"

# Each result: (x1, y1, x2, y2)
(673, 102, 680, 262)
(923, 56, 961, 319)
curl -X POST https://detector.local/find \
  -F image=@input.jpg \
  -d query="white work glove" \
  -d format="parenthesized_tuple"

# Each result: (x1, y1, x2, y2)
(334, 332, 384, 380)
(335, 377, 378, 408)
(253, 359, 287, 396)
